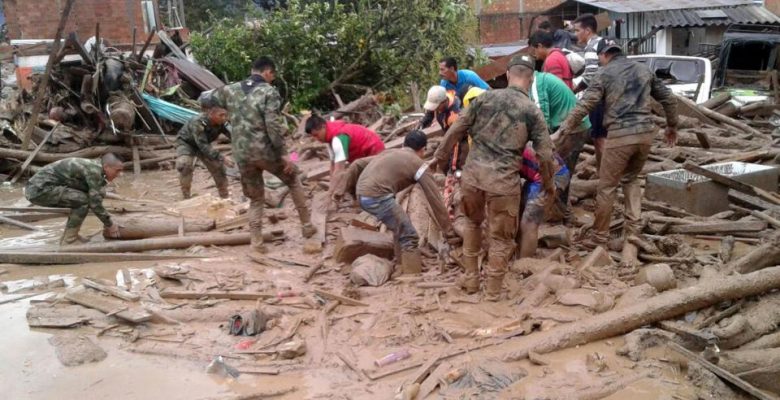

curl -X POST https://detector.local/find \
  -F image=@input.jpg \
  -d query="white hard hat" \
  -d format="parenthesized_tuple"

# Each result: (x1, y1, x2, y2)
(424, 85, 448, 111)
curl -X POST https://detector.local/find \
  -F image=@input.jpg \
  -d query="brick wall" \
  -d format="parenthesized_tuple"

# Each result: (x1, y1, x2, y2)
(469, 0, 565, 44)
(4, 0, 148, 44)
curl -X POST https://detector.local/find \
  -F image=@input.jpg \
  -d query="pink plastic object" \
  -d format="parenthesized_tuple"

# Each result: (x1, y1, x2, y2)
(289, 152, 299, 162)
(374, 349, 411, 367)
(235, 339, 256, 350)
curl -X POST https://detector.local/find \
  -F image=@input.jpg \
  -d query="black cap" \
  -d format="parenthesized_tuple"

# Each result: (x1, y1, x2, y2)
(597, 40, 622, 55)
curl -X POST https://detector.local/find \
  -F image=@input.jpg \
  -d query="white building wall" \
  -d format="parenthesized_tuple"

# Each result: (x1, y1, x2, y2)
(655, 28, 673, 55)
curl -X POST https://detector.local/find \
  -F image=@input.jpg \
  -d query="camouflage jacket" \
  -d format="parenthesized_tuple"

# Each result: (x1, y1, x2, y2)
(210, 74, 286, 165)
(176, 113, 231, 161)
(561, 55, 678, 139)
(434, 86, 555, 196)
(28, 158, 112, 226)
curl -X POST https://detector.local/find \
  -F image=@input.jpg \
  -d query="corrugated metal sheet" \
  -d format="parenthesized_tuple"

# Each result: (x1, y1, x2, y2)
(646, 5, 780, 28)
(575, 0, 755, 13)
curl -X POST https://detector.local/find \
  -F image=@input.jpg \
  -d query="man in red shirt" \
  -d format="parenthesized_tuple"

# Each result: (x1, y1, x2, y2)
(529, 30, 574, 90)
(306, 115, 385, 203)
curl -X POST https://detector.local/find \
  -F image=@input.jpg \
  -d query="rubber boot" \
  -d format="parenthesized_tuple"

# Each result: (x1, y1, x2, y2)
(60, 227, 88, 246)
(301, 223, 317, 239)
(216, 183, 230, 199)
(181, 184, 191, 200)
(484, 274, 504, 302)
(401, 250, 423, 275)
(288, 182, 314, 240)
(459, 225, 481, 294)
(250, 231, 267, 254)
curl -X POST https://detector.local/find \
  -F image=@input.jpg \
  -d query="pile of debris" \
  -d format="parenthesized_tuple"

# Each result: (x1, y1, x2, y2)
(0, 28, 225, 181)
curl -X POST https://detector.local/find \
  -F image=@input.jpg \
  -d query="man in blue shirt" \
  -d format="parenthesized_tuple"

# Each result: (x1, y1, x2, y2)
(439, 57, 490, 100)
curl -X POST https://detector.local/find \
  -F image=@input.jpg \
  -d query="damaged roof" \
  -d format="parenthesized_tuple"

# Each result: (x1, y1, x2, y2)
(565, 0, 756, 13)
(646, 5, 780, 28)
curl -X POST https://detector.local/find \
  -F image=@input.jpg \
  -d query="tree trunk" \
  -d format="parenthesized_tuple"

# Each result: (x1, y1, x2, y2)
(111, 214, 215, 240)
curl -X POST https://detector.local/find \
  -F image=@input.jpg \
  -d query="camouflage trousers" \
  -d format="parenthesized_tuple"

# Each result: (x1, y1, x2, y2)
(238, 158, 311, 239)
(175, 150, 228, 199)
(25, 184, 91, 229)
(460, 183, 521, 279)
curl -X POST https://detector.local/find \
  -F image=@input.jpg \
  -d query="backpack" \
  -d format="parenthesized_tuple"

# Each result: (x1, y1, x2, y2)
(560, 48, 586, 77)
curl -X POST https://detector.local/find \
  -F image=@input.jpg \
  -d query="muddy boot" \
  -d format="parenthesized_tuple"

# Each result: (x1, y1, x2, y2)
(60, 227, 88, 246)
(401, 250, 423, 275)
(301, 223, 317, 239)
(621, 241, 639, 267)
(484, 275, 504, 302)
(216, 184, 230, 199)
(458, 254, 480, 294)
(181, 184, 191, 200)
(250, 231, 267, 254)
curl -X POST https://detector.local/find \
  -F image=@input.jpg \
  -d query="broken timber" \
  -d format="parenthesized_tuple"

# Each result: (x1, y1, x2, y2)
(667, 221, 767, 234)
(500, 266, 780, 361)
(82, 278, 140, 302)
(727, 231, 780, 274)
(0, 214, 41, 231)
(26, 232, 280, 254)
(683, 161, 780, 206)
(160, 289, 276, 300)
(0, 252, 203, 265)
(313, 289, 368, 307)
(65, 287, 151, 323)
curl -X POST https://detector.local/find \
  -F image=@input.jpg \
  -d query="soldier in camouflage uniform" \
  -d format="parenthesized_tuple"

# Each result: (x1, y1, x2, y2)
(25, 154, 124, 245)
(176, 95, 232, 199)
(209, 56, 316, 253)
(435, 54, 556, 301)
(556, 43, 678, 258)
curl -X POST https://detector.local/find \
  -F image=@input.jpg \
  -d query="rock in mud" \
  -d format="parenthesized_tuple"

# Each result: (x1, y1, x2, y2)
(278, 338, 306, 359)
(617, 328, 677, 361)
(557, 288, 615, 312)
(350, 254, 393, 287)
(48, 333, 107, 366)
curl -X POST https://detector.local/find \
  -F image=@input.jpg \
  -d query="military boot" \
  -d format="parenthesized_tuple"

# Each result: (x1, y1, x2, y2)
(401, 250, 423, 275)
(217, 184, 230, 199)
(181, 185, 192, 200)
(60, 227, 88, 246)
(484, 275, 504, 302)
(250, 231, 267, 254)
(458, 254, 480, 294)
(301, 223, 317, 239)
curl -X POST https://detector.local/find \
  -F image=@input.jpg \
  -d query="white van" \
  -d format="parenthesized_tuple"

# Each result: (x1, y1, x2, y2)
(628, 55, 713, 104)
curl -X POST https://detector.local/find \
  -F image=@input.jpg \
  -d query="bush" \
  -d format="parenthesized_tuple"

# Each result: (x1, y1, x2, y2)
(190, 0, 480, 111)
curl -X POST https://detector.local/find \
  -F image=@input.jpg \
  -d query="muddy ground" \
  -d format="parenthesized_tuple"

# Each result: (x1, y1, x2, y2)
(0, 165, 763, 400)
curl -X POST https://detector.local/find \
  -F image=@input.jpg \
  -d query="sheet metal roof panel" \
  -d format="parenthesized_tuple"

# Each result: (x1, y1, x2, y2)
(575, 0, 755, 13)
(646, 5, 780, 28)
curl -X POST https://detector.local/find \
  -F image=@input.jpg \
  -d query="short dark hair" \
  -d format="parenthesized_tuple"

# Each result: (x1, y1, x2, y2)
(538, 21, 553, 31)
(573, 14, 598, 33)
(252, 56, 276, 73)
(439, 57, 458, 70)
(404, 130, 427, 150)
(529, 30, 554, 48)
(304, 115, 326, 134)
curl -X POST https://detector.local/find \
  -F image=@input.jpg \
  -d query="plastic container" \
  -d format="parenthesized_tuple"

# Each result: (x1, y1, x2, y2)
(374, 349, 411, 367)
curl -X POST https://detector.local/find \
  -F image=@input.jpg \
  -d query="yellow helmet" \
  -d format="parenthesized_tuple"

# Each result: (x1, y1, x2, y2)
(463, 87, 486, 108)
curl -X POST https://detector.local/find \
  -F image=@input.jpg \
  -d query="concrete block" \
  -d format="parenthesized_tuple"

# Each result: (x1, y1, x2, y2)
(645, 162, 779, 216)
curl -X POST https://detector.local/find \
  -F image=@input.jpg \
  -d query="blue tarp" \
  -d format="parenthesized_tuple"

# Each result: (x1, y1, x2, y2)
(141, 93, 198, 124)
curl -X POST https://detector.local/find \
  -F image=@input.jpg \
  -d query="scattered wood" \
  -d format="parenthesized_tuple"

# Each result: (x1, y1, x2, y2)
(667, 221, 767, 235)
(10, 123, 59, 183)
(0, 212, 65, 223)
(82, 278, 140, 302)
(65, 287, 151, 324)
(0, 292, 48, 305)
(727, 231, 780, 274)
(676, 95, 764, 137)
(0, 214, 41, 231)
(111, 215, 215, 240)
(579, 247, 612, 271)
(729, 190, 780, 214)
(313, 289, 368, 307)
(667, 342, 777, 400)
(159, 290, 276, 301)
(31, 232, 263, 254)
(502, 266, 780, 361)
(0, 207, 69, 214)
(335, 351, 366, 380)
(0, 252, 201, 265)
(303, 262, 324, 283)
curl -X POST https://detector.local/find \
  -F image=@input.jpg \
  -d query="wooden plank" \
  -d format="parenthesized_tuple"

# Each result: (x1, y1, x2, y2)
(683, 161, 780, 206)
(65, 287, 151, 323)
(668, 221, 767, 234)
(0, 207, 69, 214)
(0, 252, 204, 265)
(313, 288, 368, 307)
(418, 362, 449, 399)
(159, 289, 276, 300)
(9, 123, 58, 183)
(668, 342, 777, 400)
(0, 214, 41, 231)
(82, 278, 140, 302)
(0, 213, 64, 223)
(132, 143, 141, 178)
(729, 190, 780, 214)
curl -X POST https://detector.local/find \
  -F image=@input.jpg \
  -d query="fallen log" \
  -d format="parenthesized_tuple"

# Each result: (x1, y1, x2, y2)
(727, 231, 780, 274)
(676, 131, 755, 150)
(111, 214, 215, 240)
(501, 266, 780, 361)
(24, 232, 282, 254)
(728, 190, 780, 214)
(0, 146, 159, 164)
(160, 289, 276, 300)
(676, 95, 764, 137)
(0, 214, 41, 231)
(0, 252, 205, 265)
(701, 92, 731, 110)
(667, 221, 767, 234)
(10, 123, 59, 183)
(0, 212, 65, 222)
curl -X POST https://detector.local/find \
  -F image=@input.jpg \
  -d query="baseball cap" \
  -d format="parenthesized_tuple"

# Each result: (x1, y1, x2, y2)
(597, 40, 622, 55)
(507, 54, 536, 70)
(424, 86, 448, 111)
(198, 90, 218, 109)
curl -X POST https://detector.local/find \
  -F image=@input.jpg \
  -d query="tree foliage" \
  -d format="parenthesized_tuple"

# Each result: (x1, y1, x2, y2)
(190, 0, 481, 110)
